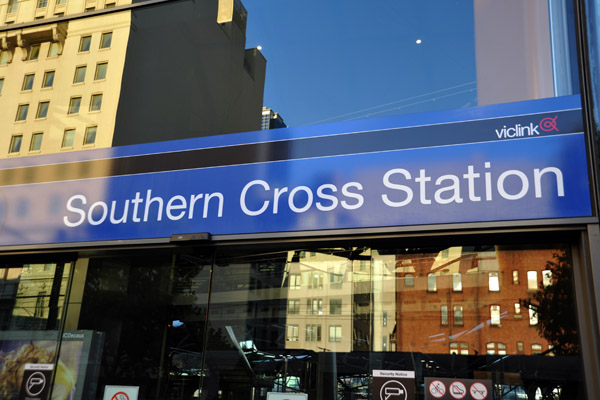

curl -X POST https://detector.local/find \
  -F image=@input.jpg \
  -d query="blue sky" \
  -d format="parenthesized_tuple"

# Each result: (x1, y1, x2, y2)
(243, 0, 477, 127)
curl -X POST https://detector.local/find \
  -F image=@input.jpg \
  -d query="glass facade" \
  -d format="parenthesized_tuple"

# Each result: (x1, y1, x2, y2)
(0, 242, 588, 399)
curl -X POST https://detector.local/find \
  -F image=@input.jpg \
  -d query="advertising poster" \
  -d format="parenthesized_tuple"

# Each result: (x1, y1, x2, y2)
(373, 370, 415, 400)
(424, 377, 492, 400)
(0, 330, 102, 400)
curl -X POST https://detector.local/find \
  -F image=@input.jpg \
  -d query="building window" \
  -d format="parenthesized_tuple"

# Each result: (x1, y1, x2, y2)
(27, 45, 41, 60)
(22, 74, 34, 91)
(450, 342, 468, 355)
(62, 129, 76, 148)
(514, 302, 522, 318)
(68, 97, 81, 114)
(454, 305, 463, 325)
(95, 62, 108, 80)
(306, 324, 321, 342)
(30, 133, 43, 151)
(0, 51, 10, 65)
(16, 104, 29, 121)
(42, 70, 55, 88)
(308, 272, 323, 289)
(527, 270, 538, 290)
(9, 135, 22, 153)
(486, 342, 507, 355)
(289, 274, 301, 290)
(37, 0, 47, 8)
(452, 273, 462, 291)
(56, 0, 67, 4)
(489, 271, 500, 291)
(90, 94, 102, 111)
(54, 12, 64, 17)
(404, 273, 414, 287)
(85, 6, 95, 12)
(79, 36, 92, 52)
(383, 311, 387, 327)
(48, 42, 58, 57)
(84, 126, 97, 145)
(490, 305, 501, 326)
(329, 270, 343, 288)
(441, 305, 448, 325)
(531, 344, 543, 355)
(0, 78, 3, 95)
(512, 270, 519, 284)
(330, 299, 342, 315)
(329, 325, 342, 343)
(73, 65, 86, 83)
(542, 269, 553, 287)
(427, 273, 437, 292)
(287, 299, 300, 314)
(7, 0, 17, 13)
(529, 305, 538, 325)
(286, 325, 299, 342)
(36, 101, 49, 119)
(307, 298, 323, 315)
(517, 341, 524, 354)
(359, 260, 368, 271)
(104, 2, 115, 8)
(100, 32, 112, 49)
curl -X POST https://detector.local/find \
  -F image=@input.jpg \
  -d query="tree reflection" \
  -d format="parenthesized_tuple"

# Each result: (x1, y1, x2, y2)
(522, 251, 580, 355)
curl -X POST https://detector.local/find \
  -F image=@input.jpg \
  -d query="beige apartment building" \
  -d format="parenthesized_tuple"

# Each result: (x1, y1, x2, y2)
(0, 0, 265, 157)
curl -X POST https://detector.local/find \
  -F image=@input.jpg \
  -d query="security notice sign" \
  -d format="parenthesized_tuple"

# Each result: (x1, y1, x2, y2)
(373, 370, 415, 400)
(424, 377, 492, 400)
(19, 364, 53, 400)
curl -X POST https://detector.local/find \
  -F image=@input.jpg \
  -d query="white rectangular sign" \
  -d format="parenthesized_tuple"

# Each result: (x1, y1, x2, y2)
(103, 385, 139, 400)
(266, 393, 308, 400)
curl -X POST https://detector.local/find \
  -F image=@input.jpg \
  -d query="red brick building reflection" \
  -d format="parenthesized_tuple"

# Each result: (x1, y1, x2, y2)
(394, 246, 557, 357)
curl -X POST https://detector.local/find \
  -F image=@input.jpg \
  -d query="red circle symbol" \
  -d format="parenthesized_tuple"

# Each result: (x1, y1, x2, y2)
(428, 380, 446, 398)
(470, 382, 488, 399)
(449, 381, 467, 399)
(111, 392, 130, 400)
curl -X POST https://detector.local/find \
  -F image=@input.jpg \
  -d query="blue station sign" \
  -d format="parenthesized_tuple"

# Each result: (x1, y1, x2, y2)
(0, 95, 592, 247)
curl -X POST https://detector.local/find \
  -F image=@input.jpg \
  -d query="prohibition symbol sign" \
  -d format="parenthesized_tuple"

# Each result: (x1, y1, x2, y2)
(449, 381, 467, 399)
(469, 383, 488, 399)
(428, 380, 446, 398)
(111, 392, 130, 400)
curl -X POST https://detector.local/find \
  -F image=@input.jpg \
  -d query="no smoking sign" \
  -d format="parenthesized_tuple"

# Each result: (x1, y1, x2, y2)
(424, 378, 491, 400)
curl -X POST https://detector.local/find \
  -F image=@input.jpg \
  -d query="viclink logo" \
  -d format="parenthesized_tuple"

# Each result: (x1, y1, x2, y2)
(495, 116, 559, 139)
(495, 123, 540, 138)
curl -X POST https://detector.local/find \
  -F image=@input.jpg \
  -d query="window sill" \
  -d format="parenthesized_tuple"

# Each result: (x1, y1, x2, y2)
(67, 113, 80, 117)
